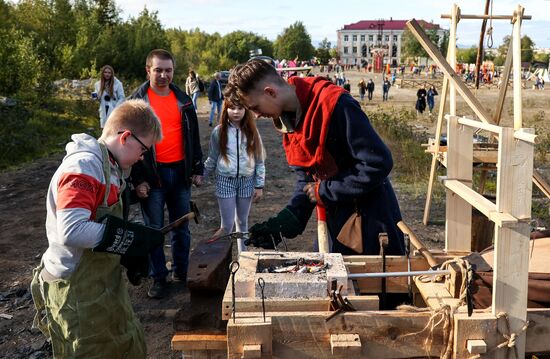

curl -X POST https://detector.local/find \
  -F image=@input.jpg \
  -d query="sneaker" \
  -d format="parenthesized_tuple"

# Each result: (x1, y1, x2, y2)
(147, 279, 168, 299)
(171, 271, 187, 283)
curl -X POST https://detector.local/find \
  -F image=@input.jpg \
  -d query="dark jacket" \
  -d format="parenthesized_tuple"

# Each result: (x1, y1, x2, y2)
(128, 81, 204, 188)
(207, 79, 223, 102)
(366, 81, 375, 92)
(286, 93, 404, 255)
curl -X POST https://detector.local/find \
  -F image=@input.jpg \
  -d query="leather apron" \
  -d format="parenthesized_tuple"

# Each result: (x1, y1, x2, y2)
(30, 140, 146, 358)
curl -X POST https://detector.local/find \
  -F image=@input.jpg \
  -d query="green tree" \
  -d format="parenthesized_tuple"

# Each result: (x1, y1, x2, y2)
(217, 31, 273, 65)
(315, 38, 332, 64)
(534, 52, 549, 64)
(400, 26, 447, 64)
(457, 47, 478, 64)
(497, 35, 535, 63)
(273, 21, 314, 61)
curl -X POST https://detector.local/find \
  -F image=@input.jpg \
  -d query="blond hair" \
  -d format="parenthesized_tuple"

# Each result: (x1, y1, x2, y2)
(101, 99, 163, 142)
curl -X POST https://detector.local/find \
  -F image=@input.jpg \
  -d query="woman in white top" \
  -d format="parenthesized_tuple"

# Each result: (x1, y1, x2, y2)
(93, 65, 125, 128)
(185, 70, 200, 110)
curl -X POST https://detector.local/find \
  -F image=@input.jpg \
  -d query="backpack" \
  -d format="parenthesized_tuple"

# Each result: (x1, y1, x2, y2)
(198, 80, 205, 92)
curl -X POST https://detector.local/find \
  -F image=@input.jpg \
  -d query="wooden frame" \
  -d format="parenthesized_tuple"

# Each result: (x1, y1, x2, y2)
(172, 5, 548, 359)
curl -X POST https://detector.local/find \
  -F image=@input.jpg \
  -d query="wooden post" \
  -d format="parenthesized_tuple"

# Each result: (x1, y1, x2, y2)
(474, 0, 491, 89)
(449, 4, 458, 117)
(493, 42, 514, 125)
(492, 127, 534, 358)
(422, 77, 448, 225)
(512, 5, 524, 130)
(227, 317, 272, 359)
(445, 115, 473, 252)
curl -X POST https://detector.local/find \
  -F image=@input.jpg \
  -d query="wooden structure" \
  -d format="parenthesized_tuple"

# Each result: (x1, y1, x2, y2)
(171, 5, 550, 358)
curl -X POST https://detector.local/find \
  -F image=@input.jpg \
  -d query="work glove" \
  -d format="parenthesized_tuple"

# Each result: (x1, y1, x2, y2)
(245, 208, 304, 249)
(120, 255, 149, 286)
(93, 215, 164, 257)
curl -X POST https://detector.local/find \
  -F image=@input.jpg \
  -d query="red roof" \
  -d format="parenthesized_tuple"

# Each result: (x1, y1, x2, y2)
(342, 19, 440, 31)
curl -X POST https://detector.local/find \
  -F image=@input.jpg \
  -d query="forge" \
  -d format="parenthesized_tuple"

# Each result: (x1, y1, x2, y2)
(234, 251, 349, 299)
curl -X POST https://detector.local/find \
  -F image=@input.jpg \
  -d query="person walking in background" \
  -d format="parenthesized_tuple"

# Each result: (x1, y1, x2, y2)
(208, 72, 224, 127)
(358, 78, 367, 102)
(31, 100, 163, 358)
(343, 80, 351, 92)
(382, 77, 391, 101)
(366, 78, 375, 101)
(93, 65, 125, 128)
(415, 84, 427, 115)
(426, 85, 438, 115)
(129, 49, 204, 299)
(185, 70, 201, 111)
(204, 98, 265, 253)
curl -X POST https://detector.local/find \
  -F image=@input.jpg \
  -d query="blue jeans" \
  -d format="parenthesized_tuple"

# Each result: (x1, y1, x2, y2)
(141, 165, 191, 281)
(191, 92, 199, 111)
(209, 100, 222, 125)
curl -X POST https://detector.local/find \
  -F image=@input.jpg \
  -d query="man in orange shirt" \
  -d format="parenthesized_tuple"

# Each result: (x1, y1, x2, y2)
(129, 49, 204, 299)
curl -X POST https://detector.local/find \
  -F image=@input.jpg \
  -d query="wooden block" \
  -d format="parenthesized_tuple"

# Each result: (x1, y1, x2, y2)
(467, 339, 487, 354)
(330, 334, 362, 355)
(242, 344, 262, 358)
(444, 262, 463, 298)
(453, 312, 499, 358)
(171, 332, 227, 351)
(227, 317, 272, 359)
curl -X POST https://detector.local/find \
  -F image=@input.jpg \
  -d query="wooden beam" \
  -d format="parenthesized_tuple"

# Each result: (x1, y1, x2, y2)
(227, 317, 272, 359)
(513, 6, 524, 130)
(453, 313, 499, 357)
(406, 19, 494, 125)
(171, 332, 227, 351)
(493, 41, 514, 125)
(445, 115, 473, 252)
(474, 0, 491, 89)
(492, 125, 532, 358)
(456, 115, 502, 134)
(444, 179, 517, 226)
(269, 311, 445, 358)
(449, 5, 458, 117)
(423, 56, 450, 225)
(441, 14, 532, 20)
(414, 277, 464, 311)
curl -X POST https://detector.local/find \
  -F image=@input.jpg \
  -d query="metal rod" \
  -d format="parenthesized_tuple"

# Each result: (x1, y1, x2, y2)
(348, 269, 450, 279)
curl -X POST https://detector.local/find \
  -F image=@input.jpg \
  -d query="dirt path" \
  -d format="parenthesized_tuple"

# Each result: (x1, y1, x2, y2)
(11, 71, 547, 357)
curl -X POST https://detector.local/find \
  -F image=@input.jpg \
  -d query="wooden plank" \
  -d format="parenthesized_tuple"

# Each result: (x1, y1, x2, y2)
(441, 14, 532, 20)
(171, 332, 227, 351)
(227, 317, 272, 359)
(414, 277, 464, 311)
(423, 32, 452, 225)
(444, 179, 518, 226)
(268, 311, 445, 358)
(449, 5, 458, 117)
(492, 126, 531, 358)
(330, 334, 362, 355)
(453, 313, 499, 357)
(445, 115, 473, 252)
(493, 42, 513, 124)
(513, 6, 524, 130)
(456, 116, 502, 134)
(221, 295, 379, 320)
(406, 19, 494, 125)
(525, 308, 550, 353)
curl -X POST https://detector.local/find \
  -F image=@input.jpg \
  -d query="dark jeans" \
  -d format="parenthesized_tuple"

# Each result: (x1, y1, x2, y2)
(383, 90, 389, 101)
(141, 164, 191, 281)
(367, 91, 373, 100)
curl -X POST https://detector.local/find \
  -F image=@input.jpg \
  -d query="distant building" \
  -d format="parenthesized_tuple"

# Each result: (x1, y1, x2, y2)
(337, 18, 447, 69)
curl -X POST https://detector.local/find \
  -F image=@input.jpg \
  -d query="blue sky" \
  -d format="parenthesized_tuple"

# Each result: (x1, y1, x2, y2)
(116, 0, 550, 48)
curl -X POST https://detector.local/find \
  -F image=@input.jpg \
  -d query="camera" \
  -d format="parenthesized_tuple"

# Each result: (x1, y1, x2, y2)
(104, 94, 111, 102)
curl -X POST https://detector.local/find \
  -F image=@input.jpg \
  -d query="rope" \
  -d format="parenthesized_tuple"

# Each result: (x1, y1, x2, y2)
(468, 312, 530, 359)
(397, 257, 472, 358)
(487, 0, 494, 48)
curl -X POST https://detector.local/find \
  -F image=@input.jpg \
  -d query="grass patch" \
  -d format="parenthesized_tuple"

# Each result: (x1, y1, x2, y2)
(0, 95, 98, 170)
(367, 107, 431, 190)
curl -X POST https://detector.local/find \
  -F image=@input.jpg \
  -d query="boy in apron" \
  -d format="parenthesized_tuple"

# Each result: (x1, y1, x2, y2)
(31, 99, 163, 358)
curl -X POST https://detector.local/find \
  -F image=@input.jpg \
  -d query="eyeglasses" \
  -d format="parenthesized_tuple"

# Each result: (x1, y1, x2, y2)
(118, 131, 149, 154)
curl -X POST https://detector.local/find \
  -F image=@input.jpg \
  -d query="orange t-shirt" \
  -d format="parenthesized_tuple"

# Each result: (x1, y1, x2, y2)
(147, 88, 184, 163)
